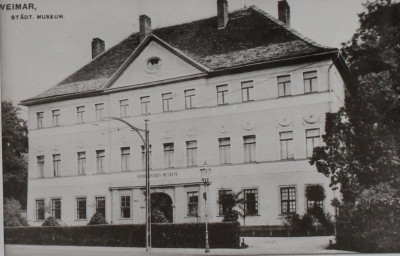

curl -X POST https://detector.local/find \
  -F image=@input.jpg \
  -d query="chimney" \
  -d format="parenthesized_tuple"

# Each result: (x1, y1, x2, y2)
(91, 38, 105, 59)
(139, 14, 151, 42)
(278, 0, 290, 25)
(217, 0, 228, 29)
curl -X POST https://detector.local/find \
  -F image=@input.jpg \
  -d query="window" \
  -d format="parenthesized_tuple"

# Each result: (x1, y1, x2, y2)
(187, 192, 198, 217)
(184, 89, 195, 109)
(120, 99, 129, 117)
(53, 154, 61, 177)
(37, 155, 44, 178)
(52, 109, 60, 126)
(96, 150, 105, 173)
(37, 112, 44, 129)
(244, 189, 258, 215)
(241, 81, 254, 102)
(244, 135, 256, 163)
(95, 103, 104, 121)
(96, 197, 106, 218)
(164, 143, 174, 168)
(141, 96, 150, 115)
(186, 141, 197, 167)
(77, 106, 85, 123)
(162, 93, 172, 112)
(281, 187, 296, 214)
(77, 152, 86, 175)
(120, 196, 131, 218)
(280, 131, 294, 159)
(76, 198, 86, 220)
(51, 198, 61, 220)
(306, 129, 320, 158)
(35, 200, 45, 221)
(218, 190, 232, 216)
(217, 85, 228, 105)
(121, 147, 130, 171)
(141, 145, 152, 170)
(146, 57, 162, 72)
(304, 71, 318, 93)
(278, 75, 291, 97)
(219, 138, 231, 164)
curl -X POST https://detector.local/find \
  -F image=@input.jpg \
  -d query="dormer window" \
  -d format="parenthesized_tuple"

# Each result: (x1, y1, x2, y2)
(146, 57, 162, 73)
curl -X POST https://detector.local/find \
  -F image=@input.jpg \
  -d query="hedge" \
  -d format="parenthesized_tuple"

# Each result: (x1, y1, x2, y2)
(5, 222, 240, 248)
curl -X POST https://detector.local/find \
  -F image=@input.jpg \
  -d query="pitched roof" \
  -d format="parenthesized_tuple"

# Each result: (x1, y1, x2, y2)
(21, 5, 337, 105)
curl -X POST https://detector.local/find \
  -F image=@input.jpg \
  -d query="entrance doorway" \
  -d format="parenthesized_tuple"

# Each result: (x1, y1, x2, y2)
(151, 192, 173, 223)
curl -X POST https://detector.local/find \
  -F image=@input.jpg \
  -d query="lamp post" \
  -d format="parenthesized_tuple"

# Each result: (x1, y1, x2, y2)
(200, 161, 211, 253)
(102, 117, 151, 252)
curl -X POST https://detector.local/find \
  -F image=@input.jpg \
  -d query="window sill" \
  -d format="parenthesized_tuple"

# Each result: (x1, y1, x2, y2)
(75, 219, 87, 221)
(119, 218, 132, 220)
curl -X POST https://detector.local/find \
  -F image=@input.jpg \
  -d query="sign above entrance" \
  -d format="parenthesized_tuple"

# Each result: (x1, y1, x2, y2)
(137, 171, 178, 179)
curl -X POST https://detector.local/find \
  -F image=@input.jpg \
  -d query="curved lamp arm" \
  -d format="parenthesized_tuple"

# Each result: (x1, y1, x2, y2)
(101, 117, 147, 145)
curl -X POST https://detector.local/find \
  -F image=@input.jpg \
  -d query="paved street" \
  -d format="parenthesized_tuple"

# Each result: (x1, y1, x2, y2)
(5, 236, 354, 256)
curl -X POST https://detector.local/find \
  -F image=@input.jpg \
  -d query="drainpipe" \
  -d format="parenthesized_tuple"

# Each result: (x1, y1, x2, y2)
(327, 57, 336, 113)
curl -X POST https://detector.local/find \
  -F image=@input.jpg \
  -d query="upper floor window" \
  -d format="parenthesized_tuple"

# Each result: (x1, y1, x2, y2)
(77, 151, 86, 175)
(121, 147, 130, 171)
(277, 75, 291, 97)
(51, 198, 61, 220)
(217, 85, 228, 105)
(281, 186, 296, 214)
(52, 109, 60, 126)
(304, 71, 318, 93)
(280, 131, 294, 159)
(241, 81, 254, 102)
(186, 140, 197, 167)
(185, 89, 195, 109)
(53, 154, 61, 177)
(306, 128, 321, 158)
(37, 112, 44, 129)
(77, 106, 85, 124)
(37, 155, 44, 178)
(96, 150, 105, 173)
(120, 195, 131, 219)
(244, 135, 256, 163)
(120, 99, 129, 117)
(95, 197, 106, 218)
(95, 103, 104, 121)
(219, 138, 231, 164)
(35, 199, 45, 221)
(162, 93, 172, 112)
(187, 191, 198, 217)
(141, 96, 150, 115)
(76, 197, 86, 220)
(141, 145, 152, 170)
(164, 143, 174, 168)
(244, 189, 258, 215)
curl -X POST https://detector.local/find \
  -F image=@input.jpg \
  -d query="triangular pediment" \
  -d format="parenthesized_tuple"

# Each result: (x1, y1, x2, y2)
(109, 37, 206, 89)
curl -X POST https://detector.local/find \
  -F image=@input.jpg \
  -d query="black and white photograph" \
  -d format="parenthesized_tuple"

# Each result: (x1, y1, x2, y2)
(1, 0, 400, 255)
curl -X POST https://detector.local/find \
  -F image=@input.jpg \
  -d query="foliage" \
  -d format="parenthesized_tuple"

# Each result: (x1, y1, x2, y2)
(218, 191, 250, 224)
(305, 184, 326, 202)
(311, 0, 400, 252)
(87, 213, 108, 225)
(151, 207, 169, 223)
(2, 101, 28, 208)
(3, 198, 28, 227)
(42, 216, 60, 227)
(282, 208, 334, 236)
(5, 222, 240, 248)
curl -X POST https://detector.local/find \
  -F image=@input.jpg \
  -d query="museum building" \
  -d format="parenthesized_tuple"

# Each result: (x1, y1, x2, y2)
(21, 0, 348, 227)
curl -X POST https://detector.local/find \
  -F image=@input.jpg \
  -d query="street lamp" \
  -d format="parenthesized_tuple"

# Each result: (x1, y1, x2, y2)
(200, 161, 211, 253)
(102, 117, 151, 252)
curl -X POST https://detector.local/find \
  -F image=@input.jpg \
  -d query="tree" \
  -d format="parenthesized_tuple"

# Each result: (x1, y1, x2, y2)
(310, 0, 400, 252)
(3, 198, 28, 227)
(2, 101, 28, 208)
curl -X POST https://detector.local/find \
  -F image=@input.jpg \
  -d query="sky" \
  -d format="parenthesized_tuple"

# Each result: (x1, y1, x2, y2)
(0, 0, 367, 118)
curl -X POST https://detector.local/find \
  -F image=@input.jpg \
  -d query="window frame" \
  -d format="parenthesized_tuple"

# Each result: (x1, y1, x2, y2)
(187, 191, 199, 217)
(76, 106, 85, 124)
(241, 81, 254, 102)
(36, 112, 44, 129)
(120, 147, 130, 172)
(218, 137, 231, 164)
(140, 96, 150, 115)
(120, 195, 131, 219)
(218, 189, 233, 216)
(280, 186, 296, 215)
(141, 145, 152, 170)
(76, 197, 87, 220)
(303, 70, 318, 94)
(244, 188, 258, 216)
(184, 89, 195, 109)
(162, 92, 172, 112)
(95, 196, 106, 218)
(37, 155, 45, 178)
(119, 99, 129, 117)
(77, 151, 86, 175)
(243, 135, 256, 163)
(277, 75, 291, 97)
(280, 131, 294, 160)
(95, 103, 104, 121)
(163, 143, 174, 168)
(35, 199, 45, 221)
(186, 140, 198, 167)
(217, 85, 228, 105)
(51, 198, 61, 220)
(52, 109, 60, 126)
(53, 154, 61, 177)
(96, 150, 105, 174)
(306, 128, 321, 158)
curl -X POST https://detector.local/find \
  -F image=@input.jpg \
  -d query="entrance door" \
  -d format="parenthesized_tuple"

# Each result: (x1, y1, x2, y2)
(150, 192, 173, 223)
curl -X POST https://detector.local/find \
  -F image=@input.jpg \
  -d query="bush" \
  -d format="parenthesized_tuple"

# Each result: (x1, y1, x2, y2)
(87, 213, 108, 225)
(42, 217, 60, 227)
(151, 208, 169, 223)
(5, 222, 240, 248)
(3, 198, 28, 227)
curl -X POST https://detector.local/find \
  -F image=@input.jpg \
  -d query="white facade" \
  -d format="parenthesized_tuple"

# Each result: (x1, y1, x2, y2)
(25, 46, 346, 226)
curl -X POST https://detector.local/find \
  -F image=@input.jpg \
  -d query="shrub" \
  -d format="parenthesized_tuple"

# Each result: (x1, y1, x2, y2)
(3, 198, 28, 227)
(151, 207, 169, 223)
(87, 213, 108, 225)
(42, 217, 60, 227)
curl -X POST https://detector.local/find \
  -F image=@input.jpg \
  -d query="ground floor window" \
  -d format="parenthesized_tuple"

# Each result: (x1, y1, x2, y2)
(120, 196, 131, 219)
(35, 200, 45, 221)
(187, 191, 198, 217)
(96, 197, 106, 217)
(51, 198, 61, 220)
(76, 198, 86, 220)
(244, 189, 258, 215)
(218, 190, 233, 216)
(281, 187, 296, 214)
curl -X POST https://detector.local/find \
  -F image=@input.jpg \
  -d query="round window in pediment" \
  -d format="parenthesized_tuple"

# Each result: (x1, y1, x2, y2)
(146, 57, 162, 73)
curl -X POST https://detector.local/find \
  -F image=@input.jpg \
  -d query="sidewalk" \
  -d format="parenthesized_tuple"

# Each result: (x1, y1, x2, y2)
(5, 236, 355, 256)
